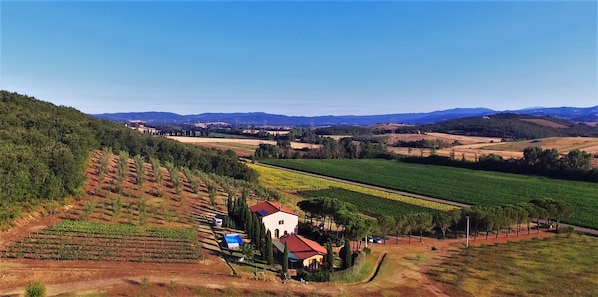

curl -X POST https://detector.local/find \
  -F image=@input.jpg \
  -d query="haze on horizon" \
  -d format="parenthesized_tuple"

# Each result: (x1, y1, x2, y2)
(1, 1, 596, 117)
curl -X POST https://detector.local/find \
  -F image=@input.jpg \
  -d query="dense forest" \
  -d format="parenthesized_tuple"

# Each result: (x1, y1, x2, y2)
(0, 91, 255, 225)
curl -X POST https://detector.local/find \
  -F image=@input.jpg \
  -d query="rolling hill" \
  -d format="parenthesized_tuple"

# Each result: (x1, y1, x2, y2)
(92, 106, 597, 126)
(402, 113, 598, 140)
(0, 91, 255, 227)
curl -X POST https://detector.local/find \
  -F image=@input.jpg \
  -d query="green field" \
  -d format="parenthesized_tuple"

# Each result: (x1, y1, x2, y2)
(429, 234, 598, 297)
(298, 187, 441, 217)
(263, 159, 598, 229)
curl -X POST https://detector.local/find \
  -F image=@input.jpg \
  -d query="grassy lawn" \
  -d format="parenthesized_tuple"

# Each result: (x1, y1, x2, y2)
(429, 234, 598, 297)
(262, 159, 598, 229)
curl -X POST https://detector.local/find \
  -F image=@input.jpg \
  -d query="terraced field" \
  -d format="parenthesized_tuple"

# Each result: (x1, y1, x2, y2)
(2, 220, 202, 263)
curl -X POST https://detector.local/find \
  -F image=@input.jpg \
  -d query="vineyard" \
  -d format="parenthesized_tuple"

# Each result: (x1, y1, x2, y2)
(298, 187, 443, 217)
(262, 159, 598, 229)
(248, 163, 453, 212)
(1, 220, 201, 263)
(2, 149, 272, 264)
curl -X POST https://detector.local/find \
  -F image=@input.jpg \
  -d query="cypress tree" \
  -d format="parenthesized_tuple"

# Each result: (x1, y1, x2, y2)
(246, 210, 254, 238)
(259, 222, 267, 256)
(326, 240, 334, 271)
(265, 230, 274, 265)
(342, 238, 352, 269)
(227, 194, 233, 217)
(283, 242, 289, 274)
(252, 214, 261, 251)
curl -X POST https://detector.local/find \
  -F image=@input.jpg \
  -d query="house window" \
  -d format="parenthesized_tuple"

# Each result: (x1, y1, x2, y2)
(278, 220, 284, 225)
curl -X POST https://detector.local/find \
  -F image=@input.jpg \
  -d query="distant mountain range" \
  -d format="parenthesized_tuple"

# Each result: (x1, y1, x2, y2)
(92, 106, 597, 126)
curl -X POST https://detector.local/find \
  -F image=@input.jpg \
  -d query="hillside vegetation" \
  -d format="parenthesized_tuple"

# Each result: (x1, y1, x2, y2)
(395, 113, 598, 140)
(0, 91, 255, 227)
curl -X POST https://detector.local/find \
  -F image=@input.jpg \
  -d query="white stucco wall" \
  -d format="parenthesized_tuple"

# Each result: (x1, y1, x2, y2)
(261, 211, 298, 238)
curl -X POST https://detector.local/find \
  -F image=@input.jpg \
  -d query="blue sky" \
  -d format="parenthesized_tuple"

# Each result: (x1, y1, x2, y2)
(1, 1, 596, 116)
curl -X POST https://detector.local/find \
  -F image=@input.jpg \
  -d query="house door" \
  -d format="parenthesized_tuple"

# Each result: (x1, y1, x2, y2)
(275, 229, 279, 238)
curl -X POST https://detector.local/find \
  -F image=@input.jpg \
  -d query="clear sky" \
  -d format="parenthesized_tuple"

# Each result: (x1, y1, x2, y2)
(1, 1, 596, 116)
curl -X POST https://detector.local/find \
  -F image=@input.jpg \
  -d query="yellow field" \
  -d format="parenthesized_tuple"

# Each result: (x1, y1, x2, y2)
(168, 136, 320, 149)
(389, 135, 598, 162)
(479, 137, 598, 155)
(248, 163, 455, 212)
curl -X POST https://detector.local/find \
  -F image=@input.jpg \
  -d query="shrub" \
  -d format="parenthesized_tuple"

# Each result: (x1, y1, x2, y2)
(25, 282, 46, 297)
(296, 268, 331, 282)
(330, 251, 367, 282)
(363, 247, 372, 256)
(557, 226, 575, 234)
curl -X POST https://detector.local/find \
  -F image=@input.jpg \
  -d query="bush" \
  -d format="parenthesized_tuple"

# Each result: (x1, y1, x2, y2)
(25, 282, 46, 297)
(296, 268, 331, 282)
(557, 226, 575, 234)
(363, 247, 372, 256)
(330, 251, 366, 282)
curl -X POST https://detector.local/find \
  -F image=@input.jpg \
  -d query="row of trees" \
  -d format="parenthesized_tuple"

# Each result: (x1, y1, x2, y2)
(227, 192, 274, 265)
(297, 196, 574, 251)
(255, 137, 389, 160)
(297, 197, 376, 250)
(375, 198, 574, 244)
(401, 146, 597, 182)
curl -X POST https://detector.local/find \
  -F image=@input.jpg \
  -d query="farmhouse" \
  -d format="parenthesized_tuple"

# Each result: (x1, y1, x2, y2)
(274, 234, 327, 269)
(249, 201, 298, 238)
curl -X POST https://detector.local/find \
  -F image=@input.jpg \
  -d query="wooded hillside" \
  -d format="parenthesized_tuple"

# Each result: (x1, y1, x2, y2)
(0, 91, 255, 225)
(396, 113, 598, 140)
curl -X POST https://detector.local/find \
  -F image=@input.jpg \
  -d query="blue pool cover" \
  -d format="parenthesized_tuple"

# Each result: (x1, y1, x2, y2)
(224, 234, 244, 247)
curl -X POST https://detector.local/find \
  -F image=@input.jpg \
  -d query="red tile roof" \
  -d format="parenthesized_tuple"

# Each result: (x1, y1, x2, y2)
(279, 235, 327, 260)
(249, 201, 297, 217)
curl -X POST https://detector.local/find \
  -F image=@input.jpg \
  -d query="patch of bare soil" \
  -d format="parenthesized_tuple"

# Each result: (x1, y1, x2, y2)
(0, 219, 557, 297)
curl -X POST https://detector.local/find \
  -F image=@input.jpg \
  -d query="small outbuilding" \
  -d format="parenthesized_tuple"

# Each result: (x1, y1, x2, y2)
(212, 217, 223, 227)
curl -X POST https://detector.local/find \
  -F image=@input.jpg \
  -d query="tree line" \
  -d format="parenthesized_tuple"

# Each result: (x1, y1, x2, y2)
(400, 146, 597, 182)
(226, 190, 274, 265)
(297, 197, 574, 248)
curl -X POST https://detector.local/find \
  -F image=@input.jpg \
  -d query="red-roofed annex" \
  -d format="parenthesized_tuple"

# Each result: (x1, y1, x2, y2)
(274, 234, 327, 269)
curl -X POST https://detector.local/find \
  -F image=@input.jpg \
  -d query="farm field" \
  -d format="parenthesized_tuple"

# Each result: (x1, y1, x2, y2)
(2, 220, 201, 263)
(247, 163, 455, 213)
(168, 136, 321, 157)
(479, 136, 598, 156)
(262, 159, 598, 229)
(0, 150, 586, 297)
(429, 234, 598, 297)
(386, 135, 598, 162)
(298, 187, 443, 218)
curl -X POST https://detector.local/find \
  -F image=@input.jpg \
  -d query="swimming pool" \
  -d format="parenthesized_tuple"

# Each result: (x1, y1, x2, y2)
(224, 233, 244, 249)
